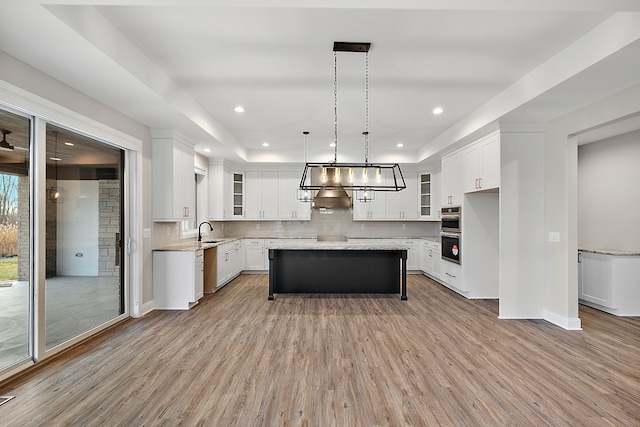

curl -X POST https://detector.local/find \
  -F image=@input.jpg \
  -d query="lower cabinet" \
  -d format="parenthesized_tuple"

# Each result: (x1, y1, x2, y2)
(578, 251, 640, 316)
(153, 249, 204, 309)
(217, 241, 243, 288)
(244, 239, 266, 270)
(399, 239, 420, 270)
(421, 240, 441, 279)
(440, 260, 464, 291)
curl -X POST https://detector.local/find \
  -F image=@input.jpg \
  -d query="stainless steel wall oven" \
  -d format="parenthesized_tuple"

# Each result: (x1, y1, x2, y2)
(441, 232, 461, 264)
(441, 206, 461, 264)
(441, 206, 461, 232)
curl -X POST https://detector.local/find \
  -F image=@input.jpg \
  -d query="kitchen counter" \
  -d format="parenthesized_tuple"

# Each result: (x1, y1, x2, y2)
(579, 248, 640, 256)
(266, 241, 409, 250)
(153, 238, 242, 251)
(154, 236, 439, 252)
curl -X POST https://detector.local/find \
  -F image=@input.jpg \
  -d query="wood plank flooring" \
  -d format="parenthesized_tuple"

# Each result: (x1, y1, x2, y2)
(0, 274, 639, 426)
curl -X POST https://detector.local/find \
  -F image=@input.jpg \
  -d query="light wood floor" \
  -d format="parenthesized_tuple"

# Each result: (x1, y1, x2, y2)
(1, 274, 639, 426)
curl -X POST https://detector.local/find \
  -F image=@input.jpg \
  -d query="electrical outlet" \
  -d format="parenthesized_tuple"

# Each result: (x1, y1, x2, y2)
(166, 226, 171, 235)
(402, 224, 406, 229)
(360, 224, 364, 230)
(548, 232, 560, 242)
(256, 224, 260, 229)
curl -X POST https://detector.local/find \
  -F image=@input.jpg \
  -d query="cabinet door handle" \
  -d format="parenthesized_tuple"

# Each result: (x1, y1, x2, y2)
(478, 177, 482, 188)
(578, 252, 582, 263)
(445, 272, 456, 278)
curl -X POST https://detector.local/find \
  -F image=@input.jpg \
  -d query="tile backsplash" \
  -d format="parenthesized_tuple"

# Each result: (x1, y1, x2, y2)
(224, 208, 439, 239)
(153, 208, 439, 247)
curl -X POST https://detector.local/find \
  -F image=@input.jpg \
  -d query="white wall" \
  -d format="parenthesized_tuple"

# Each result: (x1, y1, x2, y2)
(463, 191, 499, 299)
(578, 130, 640, 251)
(499, 129, 546, 318)
(0, 50, 153, 315)
(56, 180, 99, 276)
(544, 83, 640, 329)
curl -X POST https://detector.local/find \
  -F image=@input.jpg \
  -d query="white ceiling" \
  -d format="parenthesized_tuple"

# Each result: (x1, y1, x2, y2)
(1, 1, 640, 165)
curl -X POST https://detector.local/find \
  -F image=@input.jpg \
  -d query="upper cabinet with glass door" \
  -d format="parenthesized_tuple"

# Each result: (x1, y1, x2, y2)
(419, 171, 441, 220)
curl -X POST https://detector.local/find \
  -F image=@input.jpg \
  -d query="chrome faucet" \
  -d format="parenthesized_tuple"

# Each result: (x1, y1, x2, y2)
(198, 221, 213, 242)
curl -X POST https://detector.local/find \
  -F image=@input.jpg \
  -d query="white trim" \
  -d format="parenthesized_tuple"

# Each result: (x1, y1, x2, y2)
(0, 80, 141, 152)
(1, 73, 146, 364)
(543, 309, 583, 330)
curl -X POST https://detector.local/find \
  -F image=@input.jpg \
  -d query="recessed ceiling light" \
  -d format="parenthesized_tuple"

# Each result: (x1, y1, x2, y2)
(433, 107, 444, 115)
(262, 142, 269, 147)
(329, 142, 336, 147)
(234, 106, 245, 113)
(64, 142, 74, 147)
(203, 148, 212, 153)
(50, 157, 61, 161)
(396, 143, 404, 148)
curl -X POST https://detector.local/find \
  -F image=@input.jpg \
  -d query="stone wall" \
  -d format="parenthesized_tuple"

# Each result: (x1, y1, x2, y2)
(98, 179, 121, 277)
(17, 176, 30, 281)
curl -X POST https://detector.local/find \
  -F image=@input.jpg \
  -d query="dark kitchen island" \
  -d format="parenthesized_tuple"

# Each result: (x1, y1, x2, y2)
(267, 242, 408, 300)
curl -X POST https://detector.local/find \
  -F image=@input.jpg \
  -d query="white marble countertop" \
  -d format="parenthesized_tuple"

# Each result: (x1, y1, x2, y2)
(579, 248, 640, 256)
(266, 242, 408, 250)
(154, 236, 438, 251)
(153, 238, 241, 251)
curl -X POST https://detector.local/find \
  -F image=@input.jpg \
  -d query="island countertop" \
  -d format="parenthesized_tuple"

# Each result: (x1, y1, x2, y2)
(266, 241, 409, 250)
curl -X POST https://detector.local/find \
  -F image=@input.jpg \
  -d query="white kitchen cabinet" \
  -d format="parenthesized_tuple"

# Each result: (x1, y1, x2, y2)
(386, 174, 419, 220)
(208, 161, 232, 220)
(400, 239, 420, 270)
(577, 251, 640, 316)
(578, 251, 611, 307)
(441, 152, 462, 206)
(152, 135, 195, 221)
(421, 240, 441, 279)
(245, 238, 314, 270)
(245, 171, 278, 219)
(353, 192, 386, 220)
(462, 132, 500, 193)
(217, 241, 242, 288)
(232, 239, 244, 276)
(245, 239, 266, 270)
(421, 241, 433, 273)
(153, 249, 203, 309)
(419, 172, 439, 219)
(231, 172, 245, 218)
(440, 260, 465, 291)
(278, 171, 311, 220)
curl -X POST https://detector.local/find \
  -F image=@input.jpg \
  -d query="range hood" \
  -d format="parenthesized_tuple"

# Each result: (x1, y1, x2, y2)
(311, 167, 352, 209)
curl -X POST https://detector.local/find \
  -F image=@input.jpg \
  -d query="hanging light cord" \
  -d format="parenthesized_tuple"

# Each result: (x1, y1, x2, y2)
(333, 51, 338, 164)
(364, 51, 370, 164)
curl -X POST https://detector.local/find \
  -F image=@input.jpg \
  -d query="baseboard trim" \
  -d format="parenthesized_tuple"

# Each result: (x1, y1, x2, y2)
(543, 309, 582, 330)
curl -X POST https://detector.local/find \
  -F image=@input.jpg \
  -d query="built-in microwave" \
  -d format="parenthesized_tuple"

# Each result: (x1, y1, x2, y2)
(441, 206, 461, 233)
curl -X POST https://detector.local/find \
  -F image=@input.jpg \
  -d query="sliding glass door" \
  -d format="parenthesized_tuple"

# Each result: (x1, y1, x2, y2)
(0, 109, 31, 371)
(44, 124, 125, 350)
